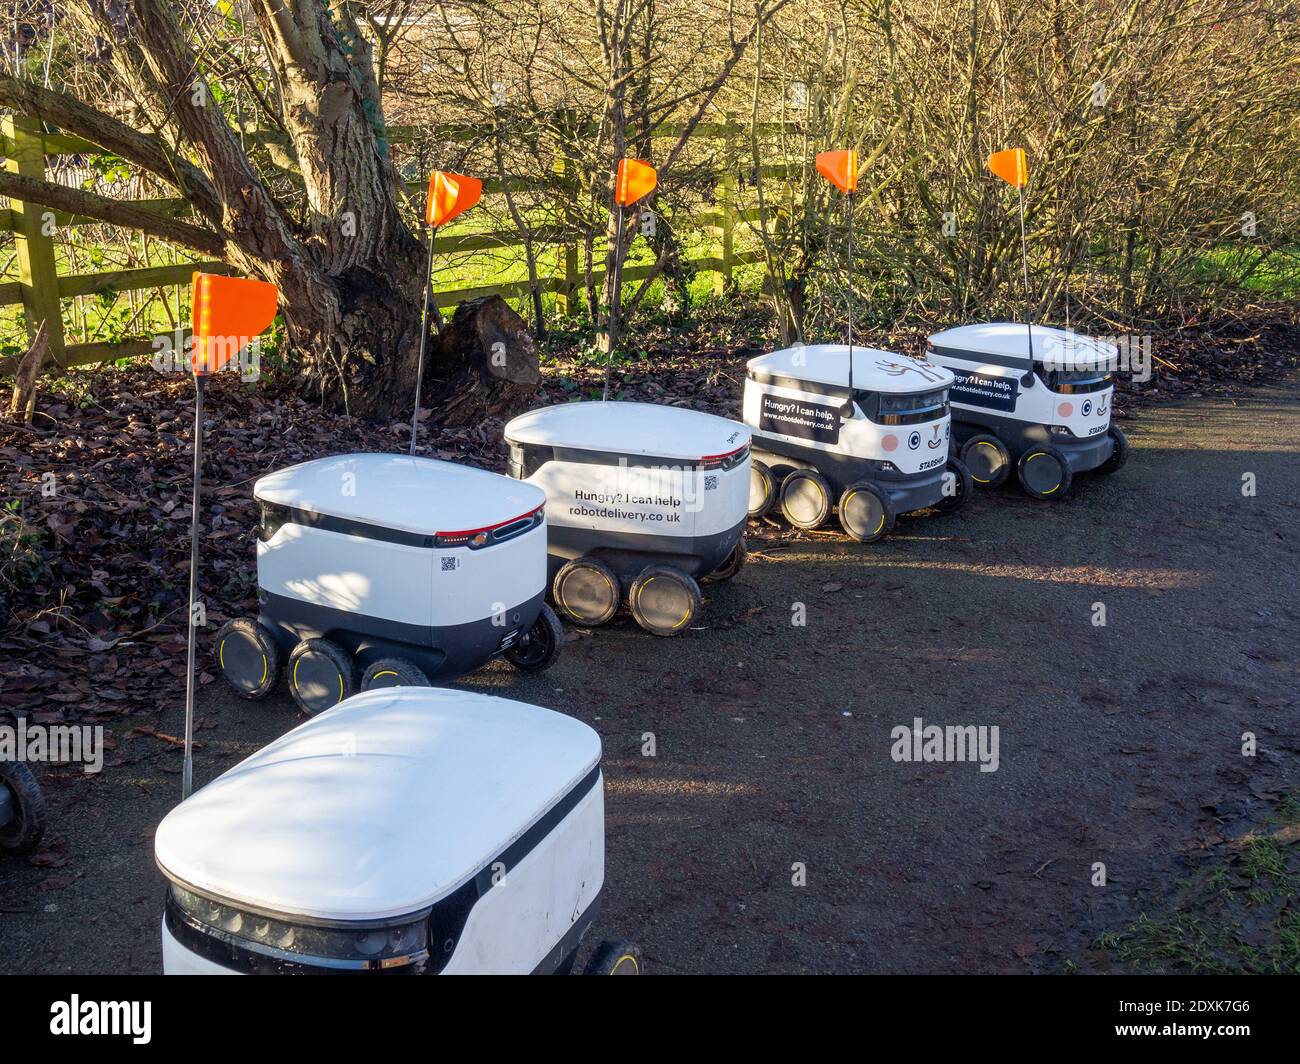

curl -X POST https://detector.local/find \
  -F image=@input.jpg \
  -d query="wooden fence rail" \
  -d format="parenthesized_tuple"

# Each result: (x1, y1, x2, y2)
(0, 114, 776, 371)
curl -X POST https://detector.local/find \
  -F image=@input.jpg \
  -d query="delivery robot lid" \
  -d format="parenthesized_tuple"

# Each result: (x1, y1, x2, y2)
(154, 688, 602, 922)
(253, 452, 545, 538)
(928, 323, 1118, 369)
(505, 401, 750, 462)
(748, 344, 955, 393)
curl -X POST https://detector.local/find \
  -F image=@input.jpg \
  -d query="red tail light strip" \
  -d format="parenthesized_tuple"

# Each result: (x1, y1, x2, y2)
(435, 505, 544, 547)
(700, 442, 750, 470)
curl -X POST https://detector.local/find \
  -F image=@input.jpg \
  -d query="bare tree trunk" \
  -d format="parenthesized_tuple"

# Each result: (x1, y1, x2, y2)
(494, 119, 547, 337)
(0, 0, 515, 423)
(583, 230, 599, 320)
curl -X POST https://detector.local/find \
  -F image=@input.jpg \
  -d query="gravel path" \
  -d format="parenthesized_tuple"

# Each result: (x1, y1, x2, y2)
(3, 375, 1297, 974)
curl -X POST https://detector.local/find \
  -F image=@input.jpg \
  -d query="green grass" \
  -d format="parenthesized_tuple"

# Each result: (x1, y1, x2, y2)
(1187, 245, 1300, 297)
(1093, 796, 1300, 975)
(0, 204, 760, 360)
(2, 218, 1292, 367)
(0, 230, 197, 357)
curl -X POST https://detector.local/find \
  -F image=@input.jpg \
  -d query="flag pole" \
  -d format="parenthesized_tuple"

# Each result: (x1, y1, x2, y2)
(844, 190, 855, 417)
(182, 371, 205, 800)
(180, 272, 278, 802)
(603, 202, 625, 402)
(410, 223, 438, 455)
(815, 151, 859, 418)
(1017, 184, 1035, 388)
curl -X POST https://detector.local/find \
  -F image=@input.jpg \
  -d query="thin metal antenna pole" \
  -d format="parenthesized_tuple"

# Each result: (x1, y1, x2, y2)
(846, 191, 855, 408)
(603, 202, 626, 402)
(182, 373, 205, 800)
(1018, 184, 1034, 387)
(410, 224, 438, 454)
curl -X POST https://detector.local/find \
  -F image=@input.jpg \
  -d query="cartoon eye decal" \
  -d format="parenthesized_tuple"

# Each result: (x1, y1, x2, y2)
(908, 431, 921, 450)
(944, 422, 950, 439)
(1082, 399, 1093, 416)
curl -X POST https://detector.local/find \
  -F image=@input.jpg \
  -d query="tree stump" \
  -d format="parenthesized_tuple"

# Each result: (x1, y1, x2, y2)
(426, 296, 542, 428)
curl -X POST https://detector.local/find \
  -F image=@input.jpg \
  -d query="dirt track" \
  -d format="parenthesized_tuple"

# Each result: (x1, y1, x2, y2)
(2, 375, 1298, 974)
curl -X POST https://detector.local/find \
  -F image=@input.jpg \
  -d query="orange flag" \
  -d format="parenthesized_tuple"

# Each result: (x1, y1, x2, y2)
(615, 159, 657, 207)
(426, 171, 482, 227)
(190, 273, 278, 376)
(987, 147, 1028, 188)
(816, 150, 859, 194)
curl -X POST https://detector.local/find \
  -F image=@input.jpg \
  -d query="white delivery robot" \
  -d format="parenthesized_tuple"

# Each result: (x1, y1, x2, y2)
(156, 687, 640, 975)
(503, 401, 751, 636)
(742, 344, 972, 541)
(926, 323, 1129, 499)
(214, 453, 562, 715)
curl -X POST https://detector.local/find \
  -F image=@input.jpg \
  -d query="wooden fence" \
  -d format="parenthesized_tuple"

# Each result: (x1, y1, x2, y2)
(0, 114, 770, 371)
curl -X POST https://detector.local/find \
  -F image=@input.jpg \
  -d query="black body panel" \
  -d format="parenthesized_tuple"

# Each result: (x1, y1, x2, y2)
(508, 441, 748, 479)
(544, 518, 746, 585)
(257, 589, 546, 682)
(949, 410, 1115, 472)
(752, 438, 950, 514)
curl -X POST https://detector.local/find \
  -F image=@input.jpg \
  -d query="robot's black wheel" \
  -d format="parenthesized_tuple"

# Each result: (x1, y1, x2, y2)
(361, 657, 430, 691)
(214, 619, 282, 700)
(960, 433, 1012, 488)
(748, 460, 776, 519)
(1018, 444, 1073, 500)
(703, 537, 747, 582)
(584, 940, 643, 975)
(553, 558, 620, 627)
(1097, 424, 1130, 476)
(838, 481, 895, 543)
(287, 638, 356, 717)
(780, 468, 832, 530)
(629, 565, 700, 637)
(935, 456, 974, 513)
(0, 761, 47, 856)
(504, 603, 564, 672)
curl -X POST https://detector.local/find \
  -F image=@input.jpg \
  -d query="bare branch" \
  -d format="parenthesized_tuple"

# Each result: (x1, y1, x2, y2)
(0, 73, 222, 224)
(0, 169, 227, 258)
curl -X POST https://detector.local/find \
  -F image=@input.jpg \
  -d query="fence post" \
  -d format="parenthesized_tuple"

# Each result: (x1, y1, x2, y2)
(2, 115, 65, 367)
(554, 154, 578, 317)
(714, 112, 737, 296)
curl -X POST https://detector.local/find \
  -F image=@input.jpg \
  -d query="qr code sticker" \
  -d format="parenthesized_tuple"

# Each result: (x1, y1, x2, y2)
(704, 474, 718, 491)
(441, 557, 458, 572)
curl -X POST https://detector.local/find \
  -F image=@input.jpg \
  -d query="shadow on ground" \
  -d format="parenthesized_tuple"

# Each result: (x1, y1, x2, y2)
(2, 377, 1297, 973)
